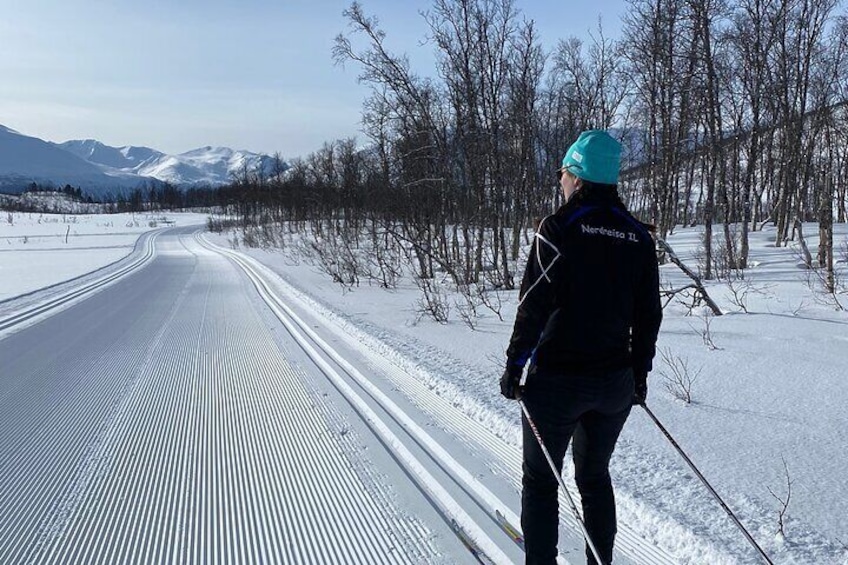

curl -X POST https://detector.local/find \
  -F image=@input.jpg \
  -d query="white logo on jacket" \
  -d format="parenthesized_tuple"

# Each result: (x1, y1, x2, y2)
(581, 223, 638, 242)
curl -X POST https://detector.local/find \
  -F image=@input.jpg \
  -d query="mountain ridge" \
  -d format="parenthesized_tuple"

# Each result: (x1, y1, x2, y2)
(0, 124, 282, 195)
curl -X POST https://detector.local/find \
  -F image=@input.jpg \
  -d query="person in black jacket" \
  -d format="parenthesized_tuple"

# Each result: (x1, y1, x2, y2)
(500, 130, 662, 565)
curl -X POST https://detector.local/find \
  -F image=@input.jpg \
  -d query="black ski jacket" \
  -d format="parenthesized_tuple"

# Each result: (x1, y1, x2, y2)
(506, 187, 662, 378)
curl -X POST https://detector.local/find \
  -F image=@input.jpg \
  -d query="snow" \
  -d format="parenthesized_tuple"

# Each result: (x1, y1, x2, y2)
(2, 210, 847, 564)
(0, 211, 208, 302)
(132, 146, 272, 186)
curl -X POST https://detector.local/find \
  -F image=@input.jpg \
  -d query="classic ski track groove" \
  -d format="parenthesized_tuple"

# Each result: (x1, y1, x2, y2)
(198, 235, 519, 565)
(200, 236, 679, 565)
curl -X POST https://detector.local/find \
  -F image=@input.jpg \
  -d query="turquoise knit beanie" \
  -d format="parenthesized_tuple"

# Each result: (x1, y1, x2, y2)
(560, 130, 622, 185)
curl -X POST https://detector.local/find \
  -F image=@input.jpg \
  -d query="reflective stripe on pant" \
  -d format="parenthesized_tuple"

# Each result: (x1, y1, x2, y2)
(520, 367, 633, 565)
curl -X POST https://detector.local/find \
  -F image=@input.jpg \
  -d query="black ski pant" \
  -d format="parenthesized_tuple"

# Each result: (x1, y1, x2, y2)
(520, 367, 633, 565)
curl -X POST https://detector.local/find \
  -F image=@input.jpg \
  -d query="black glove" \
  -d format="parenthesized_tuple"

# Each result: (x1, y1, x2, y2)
(633, 370, 648, 405)
(500, 365, 524, 400)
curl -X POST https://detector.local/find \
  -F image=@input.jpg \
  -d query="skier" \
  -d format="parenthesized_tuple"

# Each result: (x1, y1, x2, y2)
(500, 130, 662, 565)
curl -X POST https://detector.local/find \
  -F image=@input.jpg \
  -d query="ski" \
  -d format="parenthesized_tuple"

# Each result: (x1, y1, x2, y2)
(451, 519, 497, 565)
(495, 509, 525, 551)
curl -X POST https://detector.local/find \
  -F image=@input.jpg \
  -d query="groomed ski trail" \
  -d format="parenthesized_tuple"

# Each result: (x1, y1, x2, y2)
(0, 230, 462, 564)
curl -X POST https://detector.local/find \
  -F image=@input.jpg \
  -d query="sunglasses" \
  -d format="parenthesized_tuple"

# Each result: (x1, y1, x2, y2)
(557, 165, 581, 181)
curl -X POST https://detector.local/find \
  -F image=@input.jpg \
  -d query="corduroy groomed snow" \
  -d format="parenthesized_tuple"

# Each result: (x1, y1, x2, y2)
(560, 130, 622, 185)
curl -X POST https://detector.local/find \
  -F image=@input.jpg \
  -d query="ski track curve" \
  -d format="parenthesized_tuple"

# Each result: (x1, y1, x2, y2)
(0, 227, 161, 336)
(0, 231, 450, 564)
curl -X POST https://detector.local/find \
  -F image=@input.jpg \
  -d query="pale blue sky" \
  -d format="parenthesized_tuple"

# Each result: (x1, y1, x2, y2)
(0, 0, 627, 158)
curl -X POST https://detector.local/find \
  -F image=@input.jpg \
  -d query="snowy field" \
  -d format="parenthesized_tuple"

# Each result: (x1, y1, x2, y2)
(2, 209, 847, 564)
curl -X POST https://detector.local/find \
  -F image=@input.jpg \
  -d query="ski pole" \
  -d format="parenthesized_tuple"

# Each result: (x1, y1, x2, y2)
(518, 398, 606, 565)
(640, 404, 774, 565)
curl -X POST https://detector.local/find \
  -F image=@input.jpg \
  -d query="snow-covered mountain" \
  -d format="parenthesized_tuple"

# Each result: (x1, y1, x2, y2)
(58, 139, 164, 172)
(0, 124, 282, 195)
(58, 140, 279, 187)
(0, 125, 146, 195)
